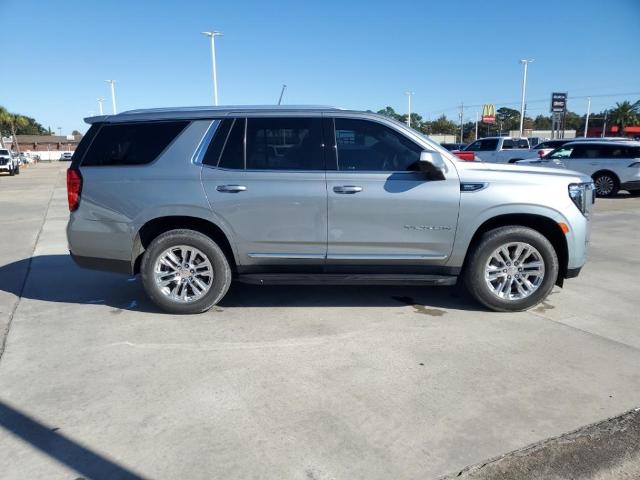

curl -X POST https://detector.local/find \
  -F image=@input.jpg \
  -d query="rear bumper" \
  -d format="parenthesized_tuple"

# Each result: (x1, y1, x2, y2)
(70, 252, 131, 275)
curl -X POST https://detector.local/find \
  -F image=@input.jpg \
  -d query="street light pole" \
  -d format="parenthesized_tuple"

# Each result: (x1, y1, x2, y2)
(518, 59, 534, 137)
(584, 96, 591, 138)
(97, 98, 105, 115)
(202, 31, 223, 105)
(475, 111, 479, 141)
(459, 102, 464, 143)
(405, 92, 414, 128)
(105, 80, 117, 114)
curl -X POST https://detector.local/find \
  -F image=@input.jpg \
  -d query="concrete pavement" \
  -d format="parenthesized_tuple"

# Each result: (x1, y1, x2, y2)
(0, 162, 639, 479)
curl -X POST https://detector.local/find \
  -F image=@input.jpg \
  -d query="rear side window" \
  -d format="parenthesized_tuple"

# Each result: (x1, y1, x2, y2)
(246, 117, 323, 170)
(70, 124, 100, 169)
(466, 138, 498, 151)
(202, 119, 232, 166)
(218, 118, 245, 169)
(570, 144, 606, 159)
(81, 121, 188, 166)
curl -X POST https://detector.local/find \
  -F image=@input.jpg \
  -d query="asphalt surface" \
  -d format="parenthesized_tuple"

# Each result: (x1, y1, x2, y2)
(0, 162, 639, 480)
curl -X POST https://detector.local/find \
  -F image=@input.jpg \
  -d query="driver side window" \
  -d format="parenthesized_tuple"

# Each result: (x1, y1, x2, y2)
(334, 118, 422, 171)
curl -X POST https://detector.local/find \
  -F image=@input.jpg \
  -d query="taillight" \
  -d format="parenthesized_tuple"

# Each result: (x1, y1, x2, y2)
(67, 168, 82, 211)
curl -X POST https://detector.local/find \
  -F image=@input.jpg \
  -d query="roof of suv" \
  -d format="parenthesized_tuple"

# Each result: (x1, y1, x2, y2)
(85, 105, 344, 124)
(564, 140, 640, 147)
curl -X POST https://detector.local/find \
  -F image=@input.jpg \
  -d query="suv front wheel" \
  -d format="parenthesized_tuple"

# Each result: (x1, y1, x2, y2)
(464, 226, 558, 312)
(141, 229, 232, 314)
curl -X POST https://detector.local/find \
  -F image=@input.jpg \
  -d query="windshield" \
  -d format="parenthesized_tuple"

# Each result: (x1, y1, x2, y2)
(0, 150, 9, 155)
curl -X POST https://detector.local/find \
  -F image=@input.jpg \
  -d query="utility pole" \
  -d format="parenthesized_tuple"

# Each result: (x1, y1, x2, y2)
(405, 92, 414, 128)
(518, 59, 534, 137)
(97, 98, 105, 115)
(105, 80, 117, 114)
(459, 102, 464, 143)
(277, 84, 286, 105)
(601, 110, 608, 138)
(584, 96, 591, 138)
(202, 31, 223, 105)
(475, 111, 479, 141)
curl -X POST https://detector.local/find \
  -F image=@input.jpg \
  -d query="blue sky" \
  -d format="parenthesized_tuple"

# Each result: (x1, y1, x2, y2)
(2, 0, 639, 134)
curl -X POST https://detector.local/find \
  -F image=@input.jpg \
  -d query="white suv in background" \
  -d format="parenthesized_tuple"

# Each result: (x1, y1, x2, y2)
(520, 140, 640, 197)
(0, 149, 18, 175)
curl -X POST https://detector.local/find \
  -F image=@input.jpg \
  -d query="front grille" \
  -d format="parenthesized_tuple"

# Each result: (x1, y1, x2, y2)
(0, 158, 8, 166)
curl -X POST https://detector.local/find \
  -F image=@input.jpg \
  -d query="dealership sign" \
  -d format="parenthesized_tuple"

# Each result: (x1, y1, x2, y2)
(551, 92, 568, 113)
(481, 104, 496, 123)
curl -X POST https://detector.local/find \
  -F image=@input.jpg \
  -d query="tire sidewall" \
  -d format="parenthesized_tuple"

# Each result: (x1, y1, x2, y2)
(465, 227, 559, 312)
(141, 229, 231, 314)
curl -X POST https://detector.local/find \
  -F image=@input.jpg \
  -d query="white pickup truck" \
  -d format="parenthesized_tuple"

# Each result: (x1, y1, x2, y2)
(463, 137, 535, 163)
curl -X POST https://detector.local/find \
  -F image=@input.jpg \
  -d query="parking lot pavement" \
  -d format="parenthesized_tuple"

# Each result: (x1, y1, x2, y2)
(0, 162, 639, 479)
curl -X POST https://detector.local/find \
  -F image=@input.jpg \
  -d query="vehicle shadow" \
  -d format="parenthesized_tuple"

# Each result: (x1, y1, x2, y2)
(0, 254, 482, 313)
(0, 398, 144, 479)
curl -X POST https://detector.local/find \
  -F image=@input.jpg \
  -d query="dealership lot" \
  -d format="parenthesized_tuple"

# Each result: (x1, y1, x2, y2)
(0, 163, 639, 479)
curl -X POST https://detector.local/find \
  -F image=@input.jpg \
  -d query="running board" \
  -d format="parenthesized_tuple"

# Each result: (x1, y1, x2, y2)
(237, 273, 458, 286)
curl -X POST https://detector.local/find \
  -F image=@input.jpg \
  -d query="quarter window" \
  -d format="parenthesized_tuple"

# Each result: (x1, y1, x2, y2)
(334, 118, 422, 171)
(81, 121, 188, 166)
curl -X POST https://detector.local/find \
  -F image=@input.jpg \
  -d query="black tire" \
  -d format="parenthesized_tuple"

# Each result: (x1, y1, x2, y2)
(593, 172, 619, 197)
(14, 165, 19, 174)
(9, 166, 14, 176)
(141, 229, 232, 314)
(463, 226, 559, 312)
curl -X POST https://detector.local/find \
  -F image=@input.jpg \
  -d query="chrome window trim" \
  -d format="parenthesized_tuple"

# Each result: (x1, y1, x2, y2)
(191, 120, 219, 165)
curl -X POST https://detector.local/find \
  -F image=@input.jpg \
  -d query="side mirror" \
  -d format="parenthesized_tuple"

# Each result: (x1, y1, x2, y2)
(419, 151, 446, 180)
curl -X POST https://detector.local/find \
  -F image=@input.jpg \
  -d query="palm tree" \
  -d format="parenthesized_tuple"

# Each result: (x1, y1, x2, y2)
(609, 101, 640, 136)
(0, 110, 28, 153)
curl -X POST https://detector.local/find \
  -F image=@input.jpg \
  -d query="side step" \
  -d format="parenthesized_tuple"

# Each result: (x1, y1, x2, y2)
(236, 273, 458, 286)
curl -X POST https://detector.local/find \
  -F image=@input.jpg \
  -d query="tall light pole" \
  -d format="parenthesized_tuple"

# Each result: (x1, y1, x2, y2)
(459, 102, 464, 143)
(57, 127, 62, 137)
(584, 96, 591, 138)
(202, 31, 223, 105)
(475, 111, 479, 141)
(105, 80, 117, 114)
(97, 98, 105, 115)
(405, 91, 414, 128)
(518, 59, 534, 137)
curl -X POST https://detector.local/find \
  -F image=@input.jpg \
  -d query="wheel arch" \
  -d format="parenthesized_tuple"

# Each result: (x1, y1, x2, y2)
(132, 216, 237, 274)
(461, 213, 569, 286)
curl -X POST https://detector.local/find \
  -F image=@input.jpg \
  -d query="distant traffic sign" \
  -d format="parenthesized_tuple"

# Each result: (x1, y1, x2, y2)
(481, 104, 496, 123)
(551, 92, 568, 113)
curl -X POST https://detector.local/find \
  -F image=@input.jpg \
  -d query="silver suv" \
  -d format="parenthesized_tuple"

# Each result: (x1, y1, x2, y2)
(66, 106, 594, 314)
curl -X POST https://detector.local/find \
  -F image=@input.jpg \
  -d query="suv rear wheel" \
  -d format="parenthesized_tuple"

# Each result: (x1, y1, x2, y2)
(141, 229, 232, 314)
(464, 226, 558, 312)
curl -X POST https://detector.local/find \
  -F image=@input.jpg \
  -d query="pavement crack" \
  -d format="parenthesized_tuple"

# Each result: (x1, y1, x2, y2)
(0, 174, 61, 363)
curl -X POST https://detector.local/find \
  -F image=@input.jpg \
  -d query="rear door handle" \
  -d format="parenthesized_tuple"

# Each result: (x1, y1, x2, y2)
(333, 185, 363, 194)
(216, 184, 247, 193)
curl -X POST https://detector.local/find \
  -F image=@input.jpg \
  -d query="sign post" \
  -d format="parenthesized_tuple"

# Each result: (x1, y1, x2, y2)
(550, 92, 568, 139)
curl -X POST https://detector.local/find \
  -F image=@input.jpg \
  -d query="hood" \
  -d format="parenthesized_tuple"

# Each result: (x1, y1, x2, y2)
(454, 158, 592, 184)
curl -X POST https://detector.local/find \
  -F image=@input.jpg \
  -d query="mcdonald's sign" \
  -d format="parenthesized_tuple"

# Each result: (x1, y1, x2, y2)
(482, 104, 496, 124)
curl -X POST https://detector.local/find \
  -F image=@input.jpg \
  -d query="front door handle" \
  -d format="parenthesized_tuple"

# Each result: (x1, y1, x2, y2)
(216, 184, 247, 193)
(333, 185, 363, 194)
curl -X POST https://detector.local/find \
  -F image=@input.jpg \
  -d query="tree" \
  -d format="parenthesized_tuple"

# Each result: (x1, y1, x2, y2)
(376, 106, 403, 121)
(609, 101, 640, 135)
(496, 107, 520, 133)
(71, 130, 82, 137)
(0, 109, 29, 153)
(533, 115, 552, 130)
(430, 114, 457, 135)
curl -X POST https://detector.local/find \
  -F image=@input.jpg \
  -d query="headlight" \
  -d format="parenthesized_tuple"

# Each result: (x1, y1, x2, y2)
(568, 182, 594, 217)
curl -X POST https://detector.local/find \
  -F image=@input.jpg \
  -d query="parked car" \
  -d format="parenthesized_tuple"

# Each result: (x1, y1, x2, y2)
(60, 152, 73, 161)
(517, 140, 640, 197)
(0, 149, 18, 175)
(530, 139, 574, 158)
(67, 106, 594, 314)
(463, 137, 531, 163)
(440, 143, 467, 151)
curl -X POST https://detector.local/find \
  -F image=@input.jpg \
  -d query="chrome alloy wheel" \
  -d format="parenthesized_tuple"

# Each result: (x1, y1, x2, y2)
(484, 242, 545, 301)
(594, 175, 614, 196)
(153, 245, 214, 303)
